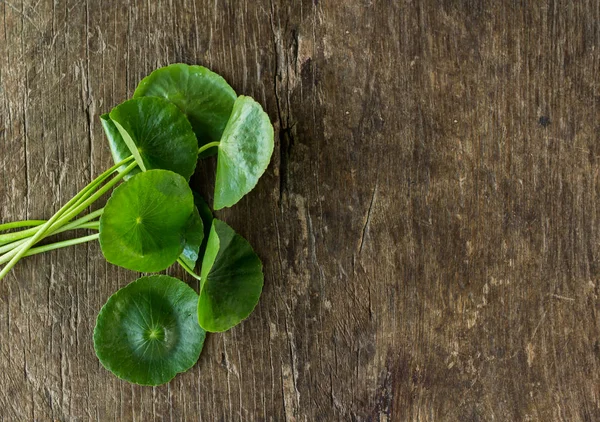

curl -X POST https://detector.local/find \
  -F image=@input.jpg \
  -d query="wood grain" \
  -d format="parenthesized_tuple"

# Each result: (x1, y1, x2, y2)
(1, 0, 599, 420)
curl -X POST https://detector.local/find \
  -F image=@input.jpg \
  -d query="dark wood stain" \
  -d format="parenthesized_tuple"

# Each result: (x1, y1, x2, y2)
(0, 0, 599, 420)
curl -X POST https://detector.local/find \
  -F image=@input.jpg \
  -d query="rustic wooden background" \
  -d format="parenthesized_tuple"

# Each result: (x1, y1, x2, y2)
(1, 0, 599, 420)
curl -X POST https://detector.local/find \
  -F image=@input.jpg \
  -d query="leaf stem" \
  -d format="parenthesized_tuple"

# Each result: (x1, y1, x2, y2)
(0, 156, 132, 246)
(72, 221, 99, 230)
(0, 220, 46, 232)
(197, 141, 220, 155)
(0, 217, 100, 256)
(51, 162, 135, 230)
(0, 158, 135, 280)
(0, 225, 44, 246)
(0, 214, 98, 262)
(58, 208, 104, 232)
(17, 234, 99, 262)
(0, 232, 99, 265)
(177, 258, 202, 281)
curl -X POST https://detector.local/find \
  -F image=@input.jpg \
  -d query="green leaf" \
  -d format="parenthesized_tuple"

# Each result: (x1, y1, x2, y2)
(99, 169, 194, 272)
(94, 275, 206, 386)
(198, 219, 263, 332)
(214, 96, 274, 210)
(109, 96, 199, 181)
(133, 63, 237, 157)
(180, 208, 204, 270)
(100, 114, 141, 179)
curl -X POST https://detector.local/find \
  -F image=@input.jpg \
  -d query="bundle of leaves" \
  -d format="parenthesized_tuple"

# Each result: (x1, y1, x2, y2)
(0, 64, 274, 385)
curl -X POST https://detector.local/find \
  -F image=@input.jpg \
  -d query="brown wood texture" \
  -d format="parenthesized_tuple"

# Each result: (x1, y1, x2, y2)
(1, 0, 599, 420)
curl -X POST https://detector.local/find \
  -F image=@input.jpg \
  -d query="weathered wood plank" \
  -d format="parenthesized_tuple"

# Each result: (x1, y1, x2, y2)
(0, 0, 599, 420)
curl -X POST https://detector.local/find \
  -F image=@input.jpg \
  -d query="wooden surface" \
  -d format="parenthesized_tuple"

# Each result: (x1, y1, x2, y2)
(1, 0, 599, 420)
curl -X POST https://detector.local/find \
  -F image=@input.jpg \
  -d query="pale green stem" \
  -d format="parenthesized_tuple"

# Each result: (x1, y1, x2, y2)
(0, 156, 133, 246)
(0, 219, 99, 256)
(177, 258, 202, 281)
(51, 162, 135, 230)
(197, 141, 220, 155)
(55, 208, 103, 233)
(0, 159, 136, 280)
(0, 224, 45, 245)
(0, 220, 45, 232)
(0, 238, 29, 256)
(17, 234, 99, 262)
(68, 222, 99, 230)
(0, 233, 100, 265)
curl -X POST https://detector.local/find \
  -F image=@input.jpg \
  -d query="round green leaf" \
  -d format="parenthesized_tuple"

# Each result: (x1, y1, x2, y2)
(198, 219, 264, 332)
(133, 63, 237, 157)
(94, 275, 206, 386)
(99, 169, 194, 272)
(214, 96, 274, 210)
(109, 96, 199, 180)
(100, 114, 141, 179)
